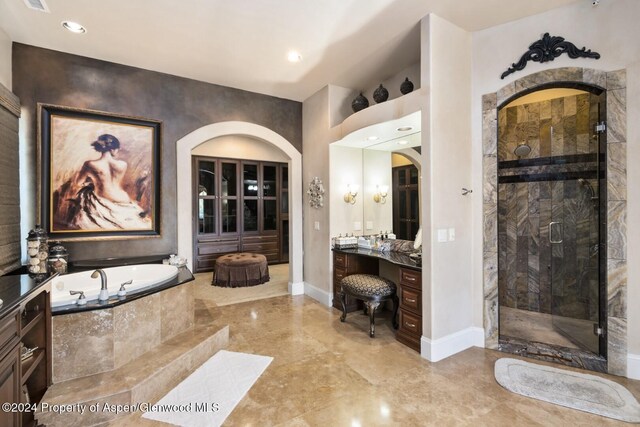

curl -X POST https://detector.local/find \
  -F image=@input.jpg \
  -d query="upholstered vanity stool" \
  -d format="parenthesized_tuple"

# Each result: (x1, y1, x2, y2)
(212, 253, 270, 287)
(339, 274, 399, 337)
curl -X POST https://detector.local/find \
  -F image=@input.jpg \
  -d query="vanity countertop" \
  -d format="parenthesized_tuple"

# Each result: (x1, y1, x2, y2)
(332, 247, 421, 271)
(0, 273, 55, 318)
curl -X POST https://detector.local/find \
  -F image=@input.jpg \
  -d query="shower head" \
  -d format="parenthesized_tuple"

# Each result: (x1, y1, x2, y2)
(514, 143, 531, 157)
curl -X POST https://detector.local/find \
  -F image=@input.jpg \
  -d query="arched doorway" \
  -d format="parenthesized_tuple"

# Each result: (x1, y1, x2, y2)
(176, 122, 303, 293)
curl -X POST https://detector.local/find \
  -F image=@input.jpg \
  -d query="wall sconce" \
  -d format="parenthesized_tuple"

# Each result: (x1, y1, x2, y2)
(343, 184, 359, 205)
(373, 185, 389, 204)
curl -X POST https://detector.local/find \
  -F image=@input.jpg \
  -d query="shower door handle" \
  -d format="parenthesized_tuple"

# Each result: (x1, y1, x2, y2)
(549, 221, 563, 244)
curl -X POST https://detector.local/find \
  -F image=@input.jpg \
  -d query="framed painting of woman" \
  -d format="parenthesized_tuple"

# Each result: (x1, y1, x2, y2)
(37, 104, 161, 240)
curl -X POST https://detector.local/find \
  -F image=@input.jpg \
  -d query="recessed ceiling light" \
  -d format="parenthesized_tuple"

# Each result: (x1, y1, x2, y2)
(62, 21, 87, 34)
(397, 140, 408, 145)
(367, 136, 378, 141)
(287, 50, 302, 63)
(397, 126, 413, 132)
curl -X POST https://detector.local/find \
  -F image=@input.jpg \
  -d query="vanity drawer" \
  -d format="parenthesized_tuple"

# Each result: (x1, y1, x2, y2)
(334, 252, 348, 268)
(400, 287, 421, 313)
(400, 268, 421, 290)
(399, 309, 422, 336)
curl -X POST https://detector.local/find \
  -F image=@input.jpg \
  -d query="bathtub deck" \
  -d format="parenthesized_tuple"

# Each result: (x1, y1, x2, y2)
(36, 322, 229, 427)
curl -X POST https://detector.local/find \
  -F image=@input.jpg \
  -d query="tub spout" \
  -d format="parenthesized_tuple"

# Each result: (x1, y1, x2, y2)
(91, 269, 109, 301)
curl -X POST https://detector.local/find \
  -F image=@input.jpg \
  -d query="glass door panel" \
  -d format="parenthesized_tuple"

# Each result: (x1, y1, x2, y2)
(243, 200, 258, 232)
(198, 198, 216, 234)
(263, 200, 277, 231)
(243, 164, 258, 197)
(221, 199, 237, 233)
(198, 161, 215, 196)
(263, 165, 277, 197)
(221, 162, 237, 197)
(550, 178, 600, 354)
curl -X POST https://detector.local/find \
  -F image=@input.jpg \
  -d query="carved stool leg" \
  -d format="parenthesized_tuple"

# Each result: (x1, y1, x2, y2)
(367, 301, 380, 338)
(340, 291, 347, 322)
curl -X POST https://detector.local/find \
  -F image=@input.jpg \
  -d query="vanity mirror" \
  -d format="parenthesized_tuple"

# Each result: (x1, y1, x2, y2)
(331, 111, 422, 240)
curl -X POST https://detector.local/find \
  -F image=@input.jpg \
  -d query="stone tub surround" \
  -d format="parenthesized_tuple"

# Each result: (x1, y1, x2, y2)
(483, 67, 628, 376)
(38, 323, 229, 427)
(52, 280, 195, 383)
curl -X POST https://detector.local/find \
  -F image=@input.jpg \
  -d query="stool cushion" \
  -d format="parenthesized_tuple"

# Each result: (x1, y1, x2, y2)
(341, 274, 396, 297)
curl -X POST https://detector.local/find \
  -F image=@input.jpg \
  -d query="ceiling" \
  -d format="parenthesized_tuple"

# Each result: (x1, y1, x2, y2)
(0, 0, 581, 101)
(333, 111, 421, 151)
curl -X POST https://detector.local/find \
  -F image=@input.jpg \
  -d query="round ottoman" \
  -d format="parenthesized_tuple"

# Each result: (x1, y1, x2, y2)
(339, 274, 399, 337)
(212, 253, 270, 288)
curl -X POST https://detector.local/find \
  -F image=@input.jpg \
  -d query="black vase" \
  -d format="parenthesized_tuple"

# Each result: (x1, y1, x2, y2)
(373, 84, 389, 103)
(400, 77, 414, 95)
(351, 92, 369, 112)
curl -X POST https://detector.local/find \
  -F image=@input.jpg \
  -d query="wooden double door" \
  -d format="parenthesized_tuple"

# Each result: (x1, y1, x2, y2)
(193, 156, 289, 272)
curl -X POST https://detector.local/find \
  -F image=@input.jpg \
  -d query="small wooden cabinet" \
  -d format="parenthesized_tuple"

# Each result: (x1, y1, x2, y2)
(332, 251, 377, 312)
(396, 267, 422, 352)
(0, 284, 51, 427)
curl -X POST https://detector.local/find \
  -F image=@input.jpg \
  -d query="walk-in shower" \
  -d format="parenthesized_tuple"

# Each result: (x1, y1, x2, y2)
(497, 86, 607, 371)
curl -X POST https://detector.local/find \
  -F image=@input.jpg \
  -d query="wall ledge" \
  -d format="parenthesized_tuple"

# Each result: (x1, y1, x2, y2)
(420, 326, 484, 362)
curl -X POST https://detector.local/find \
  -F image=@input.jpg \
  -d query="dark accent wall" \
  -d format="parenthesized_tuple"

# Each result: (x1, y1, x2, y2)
(12, 43, 302, 261)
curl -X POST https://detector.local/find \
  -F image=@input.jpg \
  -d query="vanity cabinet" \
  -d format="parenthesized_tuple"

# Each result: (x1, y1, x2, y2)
(0, 280, 51, 427)
(396, 267, 422, 352)
(332, 252, 377, 312)
(193, 156, 288, 272)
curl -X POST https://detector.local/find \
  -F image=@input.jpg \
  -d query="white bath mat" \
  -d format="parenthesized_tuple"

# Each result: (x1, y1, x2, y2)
(142, 350, 272, 427)
(495, 358, 640, 423)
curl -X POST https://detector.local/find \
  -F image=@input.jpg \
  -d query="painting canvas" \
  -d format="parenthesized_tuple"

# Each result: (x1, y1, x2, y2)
(38, 104, 161, 240)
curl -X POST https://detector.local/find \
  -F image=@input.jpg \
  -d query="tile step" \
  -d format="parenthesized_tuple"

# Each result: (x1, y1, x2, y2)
(36, 323, 229, 427)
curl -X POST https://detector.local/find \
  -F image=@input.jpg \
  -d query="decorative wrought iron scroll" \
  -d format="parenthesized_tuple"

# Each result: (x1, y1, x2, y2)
(501, 33, 600, 79)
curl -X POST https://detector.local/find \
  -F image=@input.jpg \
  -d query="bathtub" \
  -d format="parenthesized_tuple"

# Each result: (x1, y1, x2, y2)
(50, 264, 179, 308)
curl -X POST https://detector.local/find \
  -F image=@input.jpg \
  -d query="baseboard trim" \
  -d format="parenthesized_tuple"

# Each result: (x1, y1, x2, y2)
(304, 282, 332, 307)
(421, 327, 485, 362)
(289, 281, 305, 296)
(627, 353, 640, 380)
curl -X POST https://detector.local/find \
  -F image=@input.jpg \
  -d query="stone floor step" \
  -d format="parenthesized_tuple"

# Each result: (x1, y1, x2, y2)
(36, 323, 229, 427)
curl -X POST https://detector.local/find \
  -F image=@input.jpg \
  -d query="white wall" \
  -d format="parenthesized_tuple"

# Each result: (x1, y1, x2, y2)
(0, 27, 11, 90)
(302, 87, 332, 296)
(192, 134, 288, 162)
(363, 62, 421, 110)
(470, 0, 640, 356)
(425, 14, 473, 342)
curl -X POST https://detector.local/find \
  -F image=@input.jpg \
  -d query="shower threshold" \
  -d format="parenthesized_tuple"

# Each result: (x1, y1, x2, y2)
(498, 336, 606, 373)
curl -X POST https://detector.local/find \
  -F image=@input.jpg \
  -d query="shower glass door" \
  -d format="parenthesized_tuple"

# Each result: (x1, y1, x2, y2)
(549, 177, 601, 354)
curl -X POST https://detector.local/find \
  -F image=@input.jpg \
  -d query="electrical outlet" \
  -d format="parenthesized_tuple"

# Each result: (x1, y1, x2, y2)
(448, 228, 455, 241)
(354, 221, 361, 231)
(314, 221, 320, 231)
(366, 221, 373, 230)
(437, 229, 447, 243)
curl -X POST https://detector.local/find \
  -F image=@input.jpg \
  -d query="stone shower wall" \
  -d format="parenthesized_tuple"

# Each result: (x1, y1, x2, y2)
(497, 93, 600, 319)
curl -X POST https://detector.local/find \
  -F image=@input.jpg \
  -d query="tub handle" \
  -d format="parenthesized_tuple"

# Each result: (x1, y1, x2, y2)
(118, 280, 133, 297)
(69, 290, 87, 305)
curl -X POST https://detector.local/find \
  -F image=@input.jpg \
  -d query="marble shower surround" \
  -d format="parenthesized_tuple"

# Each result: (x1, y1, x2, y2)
(482, 67, 628, 376)
(52, 281, 195, 383)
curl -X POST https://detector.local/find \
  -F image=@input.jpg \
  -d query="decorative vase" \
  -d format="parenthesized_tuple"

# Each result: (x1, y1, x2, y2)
(373, 84, 389, 103)
(400, 77, 414, 94)
(351, 92, 369, 112)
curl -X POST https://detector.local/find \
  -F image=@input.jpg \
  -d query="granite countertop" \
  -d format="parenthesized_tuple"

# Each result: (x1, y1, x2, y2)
(333, 247, 422, 271)
(0, 273, 56, 318)
(51, 265, 195, 315)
